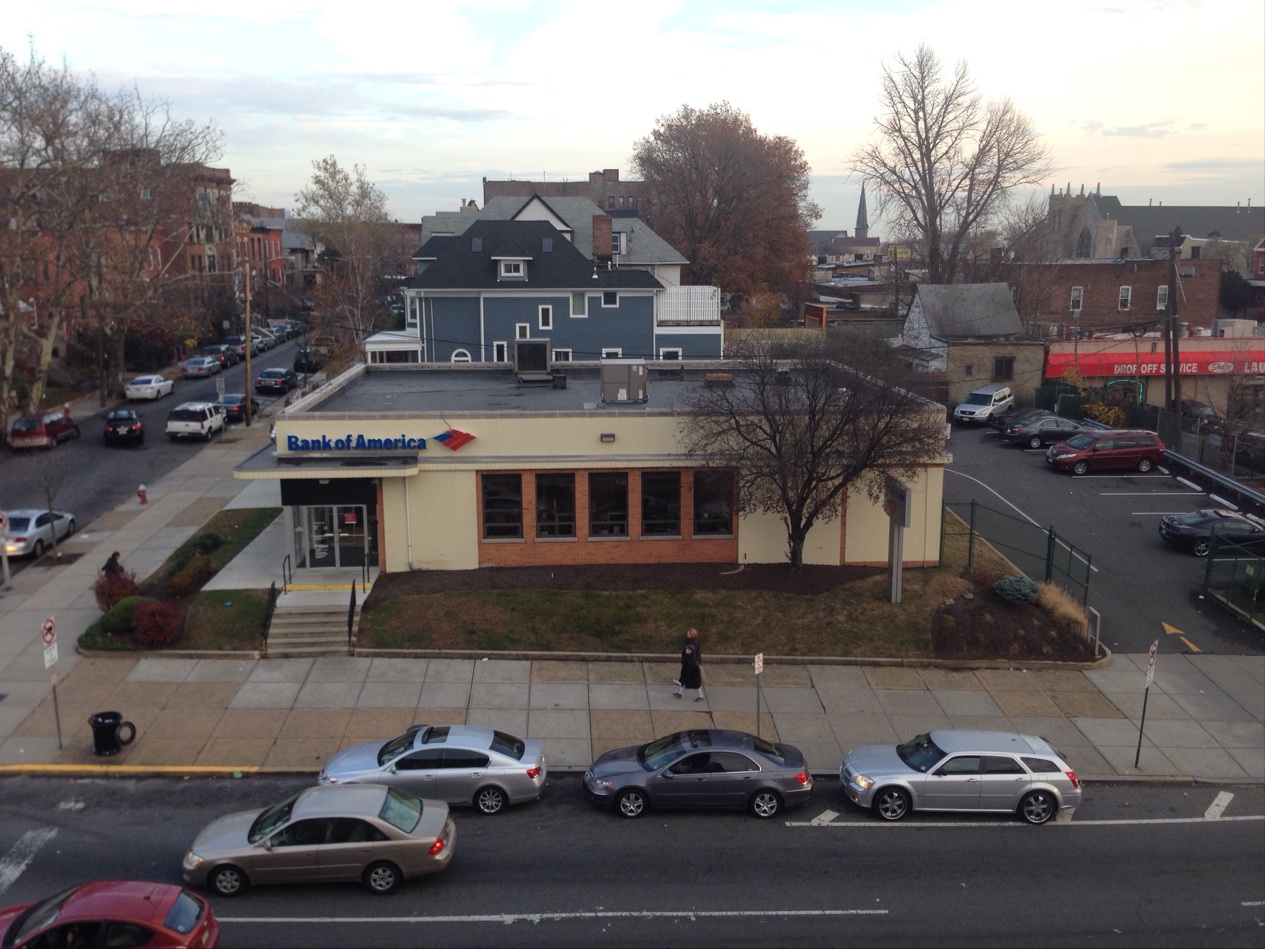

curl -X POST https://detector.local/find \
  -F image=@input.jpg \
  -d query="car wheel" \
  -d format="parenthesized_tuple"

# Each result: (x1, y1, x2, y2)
(1019, 790, 1057, 825)
(363, 860, 401, 895)
(210, 865, 248, 896)
(1028, 435, 1043, 449)
(1137, 458, 1153, 473)
(617, 788, 647, 818)
(66, 519, 76, 537)
(873, 787, 910, 821)
(31, 539, 45, 559)
(750, 790, 781, 819)
(475, 786, 507, 815)
(1192, 539, 1211, 557)
(1072, 460, 1090, 476)
(71, 425, 80, 440)
(46, 436, 57, 450)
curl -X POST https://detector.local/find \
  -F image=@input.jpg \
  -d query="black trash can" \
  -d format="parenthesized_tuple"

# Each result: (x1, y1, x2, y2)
(88, 711, 136, 756)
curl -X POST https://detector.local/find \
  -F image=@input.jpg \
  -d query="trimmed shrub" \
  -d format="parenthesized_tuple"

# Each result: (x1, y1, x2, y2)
(993, 574, 1040, 605)
(192, 531, 223, 555)
(94, 570, 140, 611)
(132, 601, 181, 648)
(101, 595, 158, 633)
(168, 554, 216, 599)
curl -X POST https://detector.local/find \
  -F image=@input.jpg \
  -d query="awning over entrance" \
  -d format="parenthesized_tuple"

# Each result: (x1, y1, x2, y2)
(235, 445, 421, 480)
(1047, 348, 1265, 378)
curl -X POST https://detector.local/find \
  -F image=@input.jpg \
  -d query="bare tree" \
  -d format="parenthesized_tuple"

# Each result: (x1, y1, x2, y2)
(294, 156, 400, 344)
(852, 45, 1050, 285)
(632, 102, 820, 306)
(677, 335, 947, 570)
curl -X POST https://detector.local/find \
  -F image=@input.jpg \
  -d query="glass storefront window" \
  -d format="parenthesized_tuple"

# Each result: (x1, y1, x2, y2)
(482, 474, 523, 539)
(693, 470, 734, 535)
(588, 472, 628, 537)
(536, 473, 575, 537)
(641, 471, 680, 536)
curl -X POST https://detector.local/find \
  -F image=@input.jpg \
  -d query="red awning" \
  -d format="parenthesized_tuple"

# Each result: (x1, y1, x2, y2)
(1047, 348, 1265, 378)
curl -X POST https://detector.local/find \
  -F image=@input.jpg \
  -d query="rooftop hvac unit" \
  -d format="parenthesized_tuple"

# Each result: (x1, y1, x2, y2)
(600, 359, 648, 403)
(515, 339, 552, 383)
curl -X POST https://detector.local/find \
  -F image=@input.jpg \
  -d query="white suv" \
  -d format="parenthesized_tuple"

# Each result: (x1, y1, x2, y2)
(953, 384, 1014, 424)
(165, 402, 226, 442)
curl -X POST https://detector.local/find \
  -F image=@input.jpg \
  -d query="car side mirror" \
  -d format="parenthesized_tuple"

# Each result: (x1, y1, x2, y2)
(661, 769, 675, 779)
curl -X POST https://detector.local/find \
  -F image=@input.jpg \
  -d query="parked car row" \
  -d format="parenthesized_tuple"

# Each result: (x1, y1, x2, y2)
(979, 405, 1169, 476)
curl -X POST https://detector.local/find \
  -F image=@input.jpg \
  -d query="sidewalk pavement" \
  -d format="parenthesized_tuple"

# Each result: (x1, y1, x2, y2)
(0, 413, 1262, 783)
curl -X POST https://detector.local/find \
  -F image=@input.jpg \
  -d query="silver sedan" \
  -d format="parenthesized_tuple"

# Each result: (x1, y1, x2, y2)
(182, 784, 455, 896)
(319, 724, 547, 815)
(840, 729, 1082, 824)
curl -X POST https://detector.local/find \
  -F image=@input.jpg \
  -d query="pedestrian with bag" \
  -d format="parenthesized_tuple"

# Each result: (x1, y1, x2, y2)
(673, 641, 704, 702)
(102, 551, 123, 577)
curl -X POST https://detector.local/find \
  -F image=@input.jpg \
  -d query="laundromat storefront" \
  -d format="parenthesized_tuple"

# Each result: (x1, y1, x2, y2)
(280, 478, 380, 569)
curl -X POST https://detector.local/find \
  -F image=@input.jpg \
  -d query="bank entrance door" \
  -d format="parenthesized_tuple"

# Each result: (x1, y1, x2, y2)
(304, 505, 371, 568)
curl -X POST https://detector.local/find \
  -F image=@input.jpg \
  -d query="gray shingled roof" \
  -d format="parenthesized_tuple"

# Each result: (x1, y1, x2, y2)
(1096, 196, 1264, 243)
(408, 220, 662, 291)
(914, 283, 1023, 339)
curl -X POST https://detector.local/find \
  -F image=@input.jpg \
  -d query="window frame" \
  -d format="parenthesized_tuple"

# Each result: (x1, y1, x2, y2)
(493, 341, 507, 363)
(601, 348, 622, 359)
(535, 472, 576, 539)
(570, 292, 588, 317)
(538, 305, 553, 330)
(499, 260, 523, 278)
(641, 470, 681, 537)
(481, 473, 523, 540)
(692, 469, 735, 537)
(1118, 285, 1132, 311)
(1070, 286, 1084, 312)
(1156, 285, 1169, 310)
(588, 471, 629, 538)
(552, 349, 572, 362)
(516, 323, 530, 340)
(992, 356, 1015, 381)
(659, 348, 683, 361)
(601, 291, 618, 308)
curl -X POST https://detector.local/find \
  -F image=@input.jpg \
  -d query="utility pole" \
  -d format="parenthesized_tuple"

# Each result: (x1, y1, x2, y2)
(1162, 226, 1182, 412)
(243, 267, 253, 427)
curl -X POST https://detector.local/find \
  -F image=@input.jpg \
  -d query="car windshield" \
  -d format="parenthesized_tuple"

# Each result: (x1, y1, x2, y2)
(638, 734, 686, 770)
(107, 411, 133, 420)
(163, 891, 206, 934)
(221, 395, 243, 405)
(12, 418, 39, 431)
(248, 795, 297, 843)
(895, 733, 947, 773)
(752, 736, 786, 762)
(1062, 434, 1096, 449)
(962, 393, 990, 405)
(13, 886, 77, 942)
(491, 730, 525, 760)
(378, 725, 425, 765)
(379, 787, 423, 833)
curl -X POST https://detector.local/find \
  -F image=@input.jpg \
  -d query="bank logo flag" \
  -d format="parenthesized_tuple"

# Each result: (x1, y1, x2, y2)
(435, 429, 475, 451)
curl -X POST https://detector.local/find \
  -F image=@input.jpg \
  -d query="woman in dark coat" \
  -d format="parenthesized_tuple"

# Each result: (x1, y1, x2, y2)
(673, 644, 704, 701)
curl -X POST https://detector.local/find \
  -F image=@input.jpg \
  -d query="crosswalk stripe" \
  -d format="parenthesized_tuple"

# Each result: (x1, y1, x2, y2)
(0, 828, 58, 896)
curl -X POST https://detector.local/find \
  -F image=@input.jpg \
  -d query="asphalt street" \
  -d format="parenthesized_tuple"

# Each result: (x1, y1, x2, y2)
(0, 776, 1261, 948)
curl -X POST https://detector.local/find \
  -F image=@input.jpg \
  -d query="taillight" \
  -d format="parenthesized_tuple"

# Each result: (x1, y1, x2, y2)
(1066, 770, 1080, 789)
(526, 766, 542, 779)
(793, 771, 810, 786)
(428, 838, 446, 856)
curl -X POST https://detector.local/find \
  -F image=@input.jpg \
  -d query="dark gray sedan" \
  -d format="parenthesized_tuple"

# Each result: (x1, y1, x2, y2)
(319, 724, 546, 815)
(584, 729, 813, 819)
(999, 415, 1090, 449)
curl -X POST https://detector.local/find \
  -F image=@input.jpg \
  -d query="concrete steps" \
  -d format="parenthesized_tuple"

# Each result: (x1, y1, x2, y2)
(265, 602, 361, 657)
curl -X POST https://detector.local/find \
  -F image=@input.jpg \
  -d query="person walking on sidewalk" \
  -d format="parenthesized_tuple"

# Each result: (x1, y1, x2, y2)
(673, 643, 704, 702)
(101, 551, 123, 577)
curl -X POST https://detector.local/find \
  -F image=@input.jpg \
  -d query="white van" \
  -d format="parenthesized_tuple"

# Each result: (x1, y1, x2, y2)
(953, 384, 1014, 424)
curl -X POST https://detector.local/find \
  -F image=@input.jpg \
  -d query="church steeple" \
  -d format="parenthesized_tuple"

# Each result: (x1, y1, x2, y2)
(856, 184, 869, 240)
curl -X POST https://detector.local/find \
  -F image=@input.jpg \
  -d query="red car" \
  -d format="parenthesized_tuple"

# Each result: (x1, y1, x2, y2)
(0, 880, 219, 948)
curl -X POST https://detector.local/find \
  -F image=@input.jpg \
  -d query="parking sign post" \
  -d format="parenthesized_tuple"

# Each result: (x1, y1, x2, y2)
(0, 510, 10, 591)
(41, 617, 63, 750)
(1135, 640, 1158, 768)
(753, 653, 764, 739)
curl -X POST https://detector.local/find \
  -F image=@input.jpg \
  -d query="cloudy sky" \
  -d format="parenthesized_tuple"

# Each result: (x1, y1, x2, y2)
(4, 0, 1262, 231)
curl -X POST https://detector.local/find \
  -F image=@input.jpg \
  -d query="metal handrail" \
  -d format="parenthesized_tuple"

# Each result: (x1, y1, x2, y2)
(347, 584, 357, 650)
(280, 554, 292, 594)
(263, 581, 278, 655)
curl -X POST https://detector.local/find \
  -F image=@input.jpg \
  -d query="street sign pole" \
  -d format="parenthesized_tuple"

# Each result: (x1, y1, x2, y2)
(42, 617, 62, 750)
(0, 510, 10, 591)
(753, 653, 764, 739)
(1134, 640, 1158, 768)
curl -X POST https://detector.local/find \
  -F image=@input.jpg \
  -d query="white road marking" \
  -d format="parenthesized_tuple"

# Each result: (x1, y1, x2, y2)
(1101, 492, 1203, 496)
(1131, 512, 1188, 516)
(1176, 477, 1204, 491)
(1205, 791, 1234, 820)
(218, 909, 890, 925)
(785, 815, 1264, 828)
(1207, 494, 1238, 510)
(0, 828, 58, 896)
(1242, 901, 1265, 907)
(56, 800, 84, 812)
(810, 809, 839, 825)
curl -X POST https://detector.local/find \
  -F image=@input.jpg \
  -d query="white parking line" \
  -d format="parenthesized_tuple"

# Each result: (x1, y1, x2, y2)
(1205, 791, 1234, 820)
(1101, 492, 1204, 496)
(785, 815, 1264, 828)
(0, 828, 58, 896)
(217, 909, 890, 924)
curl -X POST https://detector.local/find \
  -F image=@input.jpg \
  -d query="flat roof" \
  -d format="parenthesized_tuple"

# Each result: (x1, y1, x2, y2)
(303, 365, 700, 417)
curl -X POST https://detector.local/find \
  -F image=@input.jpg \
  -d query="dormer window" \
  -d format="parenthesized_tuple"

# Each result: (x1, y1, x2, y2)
(500, 260, 523, 278)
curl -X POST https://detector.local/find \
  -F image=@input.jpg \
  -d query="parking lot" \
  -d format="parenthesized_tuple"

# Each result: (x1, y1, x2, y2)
(945, 421, 1265, 657)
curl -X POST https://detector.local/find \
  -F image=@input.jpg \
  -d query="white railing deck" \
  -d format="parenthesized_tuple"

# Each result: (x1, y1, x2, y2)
(657, 285, 721, 325)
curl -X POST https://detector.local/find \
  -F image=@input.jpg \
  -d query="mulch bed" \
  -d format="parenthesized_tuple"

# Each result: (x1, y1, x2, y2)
(364, 562, 884, 602)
